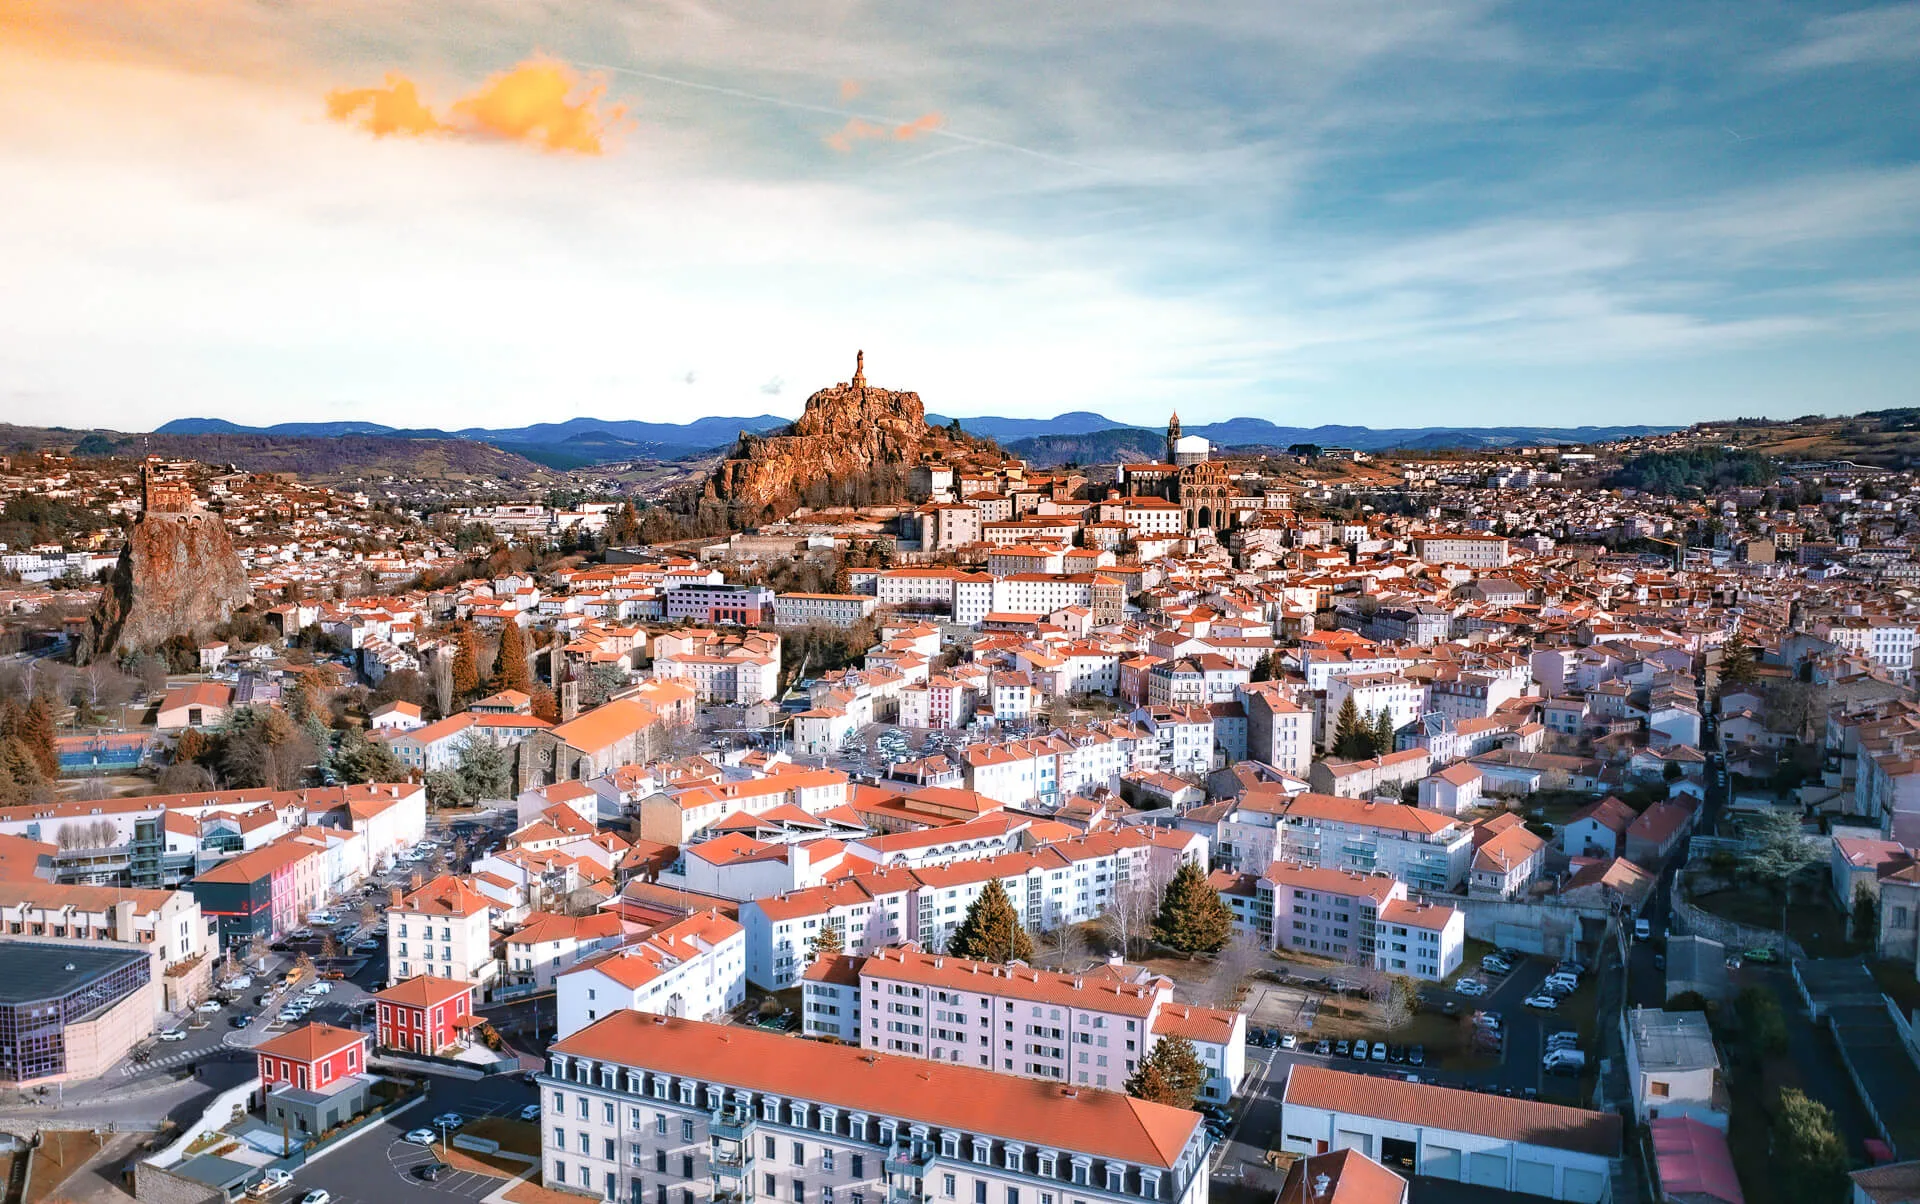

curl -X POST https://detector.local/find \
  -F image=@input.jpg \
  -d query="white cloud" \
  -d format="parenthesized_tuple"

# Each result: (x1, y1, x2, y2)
(1772, 2, 1920, 70)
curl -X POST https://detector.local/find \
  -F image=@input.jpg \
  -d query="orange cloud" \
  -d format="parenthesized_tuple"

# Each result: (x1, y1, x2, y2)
(326, 74, 444, 138)
(823, 112, 944, 153)
(838, 78, 862, 102)
(326, 56, 627, 155)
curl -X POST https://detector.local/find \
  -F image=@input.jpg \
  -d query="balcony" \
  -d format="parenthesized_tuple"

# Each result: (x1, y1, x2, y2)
(885, 1149, 937, 1181)
(710, 1107, 753, 1141)
(710, 1147, 747, 1179)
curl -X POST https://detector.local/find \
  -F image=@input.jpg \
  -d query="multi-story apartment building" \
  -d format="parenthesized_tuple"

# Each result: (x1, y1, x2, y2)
(800, 945, 1245, 1104)
(1275, 794, 1474, 893)
(743, 830, 1198, 990)
(1239, 686, 1312, 777)
(555, 910, 747, 1038)
(664, 584, 776, 626)
(1237, 863, 1465, 982)
(542, 1012, 1210, 1204)
(1409, 534, 1510, 569)
(773, 594, 879, 630)
(388, 875, 498, 988)
(652, 630, 783, 705)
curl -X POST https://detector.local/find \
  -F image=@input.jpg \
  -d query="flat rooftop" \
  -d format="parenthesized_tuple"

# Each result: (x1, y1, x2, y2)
(0, 941, 149, 1006)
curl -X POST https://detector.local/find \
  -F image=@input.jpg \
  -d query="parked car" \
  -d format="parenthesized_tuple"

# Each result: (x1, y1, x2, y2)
(405, 1129, 437, 1145)
(1280, 1033, 1297, 1050)
(1386, 1045, 1406, 1064)
(1339, 1040, 1357, 1058)
(1523, 994, 1560, 1010)
(229, 1014, 252, 1028)
(1456, 978, 1488, 997)
(1744, 947, 1779, 964)
(521, 1104, 544, 1121)
(1408, 1045, 1425, 1066)
(1634, 918, 1651, 940)
(196, 1001, 222, 1014)
(1369, 1043, 1387, 1062)
(433, 1112, 464, 1129)
(301, 1192, 331, 1204)
(159, 1028, 186, 1041)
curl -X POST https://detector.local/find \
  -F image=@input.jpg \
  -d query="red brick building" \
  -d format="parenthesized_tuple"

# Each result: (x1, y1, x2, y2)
(372, 974, 476, 1054)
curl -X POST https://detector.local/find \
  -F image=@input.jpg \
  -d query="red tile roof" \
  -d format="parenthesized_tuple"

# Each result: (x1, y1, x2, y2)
(553, 1013, 1201, 1168)
(254, 1021, 368, 1064)
(373, 975, 475, 1009)
(1284, 1065, 1620, 1157)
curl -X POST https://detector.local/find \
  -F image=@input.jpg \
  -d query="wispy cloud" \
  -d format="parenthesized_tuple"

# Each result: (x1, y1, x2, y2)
(1772, 2, 1920, 69)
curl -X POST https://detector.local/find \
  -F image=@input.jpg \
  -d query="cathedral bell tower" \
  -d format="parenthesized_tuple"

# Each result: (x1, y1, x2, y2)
(1165, 412, 1181, 466)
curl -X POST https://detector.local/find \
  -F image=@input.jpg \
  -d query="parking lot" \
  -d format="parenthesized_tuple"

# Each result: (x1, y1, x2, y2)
(271, 1075, 544, 1204)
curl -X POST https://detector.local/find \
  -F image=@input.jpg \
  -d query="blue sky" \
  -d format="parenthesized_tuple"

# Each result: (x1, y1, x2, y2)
(3, 1, 1917, 431)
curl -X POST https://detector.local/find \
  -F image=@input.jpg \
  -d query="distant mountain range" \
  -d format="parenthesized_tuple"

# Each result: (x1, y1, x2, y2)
(155, 415, 793, 469)
(153, 413, 1676, 469)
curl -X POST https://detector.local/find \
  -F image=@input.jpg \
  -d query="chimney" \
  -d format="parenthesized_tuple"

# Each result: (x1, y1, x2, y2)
(1312, 1173, 1331, 1199)
(390, 886, 403, 908)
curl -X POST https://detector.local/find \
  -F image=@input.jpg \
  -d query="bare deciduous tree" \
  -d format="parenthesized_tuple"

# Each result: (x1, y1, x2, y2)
(1098, 881, 1157, 962)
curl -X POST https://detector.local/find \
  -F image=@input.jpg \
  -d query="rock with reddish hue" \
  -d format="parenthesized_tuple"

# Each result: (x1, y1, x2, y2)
(76, 503, 250, 664)
(703, 351, 931, 518)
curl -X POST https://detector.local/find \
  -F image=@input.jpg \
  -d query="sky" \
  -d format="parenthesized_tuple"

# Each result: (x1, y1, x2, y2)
(3, 1, 1918, 432)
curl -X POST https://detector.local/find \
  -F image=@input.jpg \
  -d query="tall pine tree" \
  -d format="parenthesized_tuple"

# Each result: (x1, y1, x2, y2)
(947, 879, 1034, 963)
(491, 620, 531, 693)
(1153, 861, 1232, 955)
(1370, 708, 1395, 758)
(1125, 1036, 1206, 1108)
(1332, 695, 1364, 759)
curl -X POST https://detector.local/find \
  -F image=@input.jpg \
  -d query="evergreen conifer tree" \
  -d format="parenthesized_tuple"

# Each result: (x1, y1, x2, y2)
(19, 696, 58, 781)
(948, 880, 1034, 963)
(492, 620, 531, 693)
(1152, 861, 1232, 955)
(1332, 695, 1364, 759)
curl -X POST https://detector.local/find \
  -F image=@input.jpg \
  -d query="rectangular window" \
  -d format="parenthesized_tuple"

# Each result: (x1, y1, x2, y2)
(795, 1183, 806, 1204)
(794, 1142, 806, 1166)
(554, 1163, 567, 1185)
(605, 1103, 616, 1124)
(657, 1115, 668, 1135)
(683, 1120, 696, 1142)
(975, 1184, 987, 1204)
(553, 1130, 567, 1149)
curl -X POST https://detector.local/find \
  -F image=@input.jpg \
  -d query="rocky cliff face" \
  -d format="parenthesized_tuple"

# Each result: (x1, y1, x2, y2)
(703, 352, 931, 518)
(76, 508, 251, 664)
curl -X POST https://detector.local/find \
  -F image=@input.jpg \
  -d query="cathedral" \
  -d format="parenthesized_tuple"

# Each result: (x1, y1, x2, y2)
(1117, 413, 1235, 532)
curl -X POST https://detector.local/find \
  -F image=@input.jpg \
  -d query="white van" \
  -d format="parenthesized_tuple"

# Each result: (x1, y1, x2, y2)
(1542, 1049, 1587, 1070)
(1634, 918, 1652, 940)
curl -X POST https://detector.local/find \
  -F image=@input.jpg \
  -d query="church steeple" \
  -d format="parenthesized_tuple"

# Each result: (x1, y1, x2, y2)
(1166, 411, 1181, 465)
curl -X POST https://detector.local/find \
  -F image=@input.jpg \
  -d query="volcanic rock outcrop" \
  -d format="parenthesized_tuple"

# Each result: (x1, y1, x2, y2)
(76, 462, 251, 664)
(703, 351, 932, 519)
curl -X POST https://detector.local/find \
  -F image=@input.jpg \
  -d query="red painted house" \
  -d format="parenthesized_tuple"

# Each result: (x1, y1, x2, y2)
(372, 974, 476, 1054)
(253, 1022, 373, 1136)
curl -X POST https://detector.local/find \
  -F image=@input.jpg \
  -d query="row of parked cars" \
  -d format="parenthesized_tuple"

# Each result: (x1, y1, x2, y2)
(1333, 1039, 1427, 1066)
(1523, 959, 1588, 1011)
